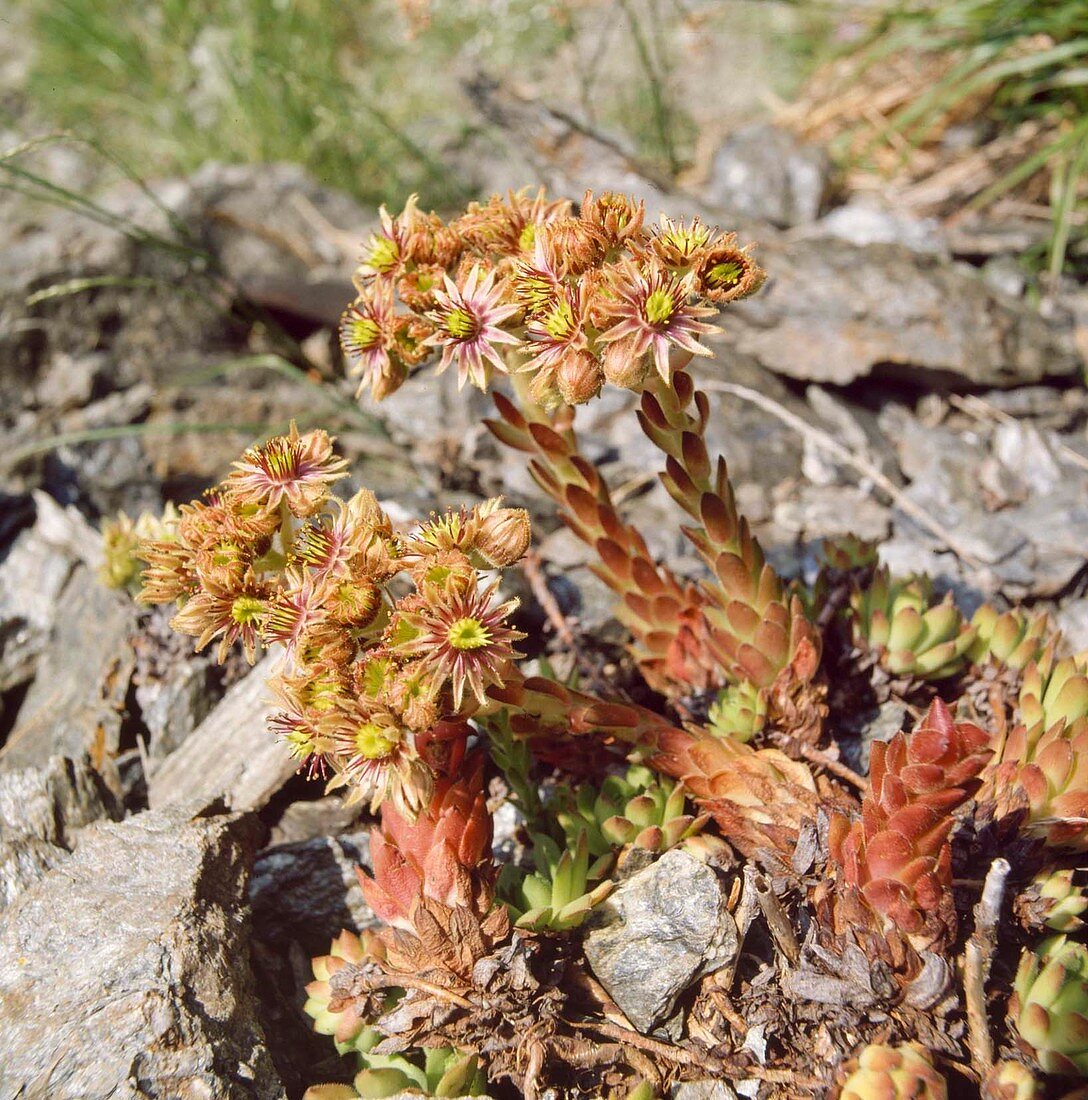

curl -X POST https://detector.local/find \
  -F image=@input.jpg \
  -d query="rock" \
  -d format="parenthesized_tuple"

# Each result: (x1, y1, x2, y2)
(147, 651, 295, 814)
(249, 831, 374, 956)
(0, 807, 284, 1099)
(454, 74, 677, 222)
(584, 849, 736, 1033)
(807, 198, 946, 255)
(672, 1081, 739, 1100)
(131, 605, 243, 763)
(0, 755, 121, 847)
(773, 485, 890, 544)
(1056, 599, 1088, 654)
(268, 795, 360, 846)
(1, 562, 137, 772)
(703, 123, 830, 228)
(0, 835, 68, 912)
(0, 496, 82, 693)
(248, 829, 377, 1097)
(726, 238, 1083, 388)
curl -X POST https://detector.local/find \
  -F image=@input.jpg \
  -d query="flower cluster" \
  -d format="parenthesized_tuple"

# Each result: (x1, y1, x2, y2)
(127, 189, 1088, 1097)
(340, 188, 764, 405)
(137, 422, 529, 814)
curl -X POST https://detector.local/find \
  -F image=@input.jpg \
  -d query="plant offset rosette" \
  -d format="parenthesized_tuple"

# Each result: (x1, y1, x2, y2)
(987, 651, 1088, 850)
(836, 1044, 947, 1100)
(358, 745, 510, 978)
(1010, 935, 1088, 1075)
(828, 699, 990, 950)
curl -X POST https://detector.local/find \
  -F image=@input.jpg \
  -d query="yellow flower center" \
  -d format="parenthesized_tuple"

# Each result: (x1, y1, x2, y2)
(349, 316, 382, 349)
(448, 616, 491, 650)
(367, 235, 399, 273)
(544, 299, 576, 340)
(706, 260, 742, 288)
(644, 288, 677, 326)
(230, 595, 266, 626)
(445, 306, 479, 341)
(355, 722, 397, 759)
(518, 223, 537, 251)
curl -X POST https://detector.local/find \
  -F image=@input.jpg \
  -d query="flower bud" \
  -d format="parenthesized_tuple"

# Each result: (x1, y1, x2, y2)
(556, 350, 604, 405)
(476, 506, 532, 567)
(601, 338, 651, 391)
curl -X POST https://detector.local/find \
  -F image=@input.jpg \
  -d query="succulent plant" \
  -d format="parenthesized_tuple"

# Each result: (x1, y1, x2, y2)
(837, 1043, 946, 1100)
(706, 679, 767, 743)
(828, 699, 991, 948)
(1022, 867, 1088, 932)
(357, 748, 510, 977)
(989, 658, 1088, 850)
(500, 828, 614, 931)
(553, 765, 709, 862)
(1010, 934, 1088, 1075)
(851, 569, 975, 681)
(967, 605, 1053, 672)
(1019, 651, 1088, 732)
(982, 1059, 1040, 1100)
(818, 534, 880, 574)
(304, 930, 389, 1056)
(303, 1046, 487, 1098)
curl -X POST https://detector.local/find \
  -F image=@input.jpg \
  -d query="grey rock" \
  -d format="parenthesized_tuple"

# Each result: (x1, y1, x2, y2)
(1056, 599, 1088, 654)
(0, 501, 79, 693)
(0, 835, 68, 912)
(704, 123, 830, 228)
(809, 198, 946, 255)
(727, 238, 1082, 388)
(773, 485, 890, 544)
(584, 849, 736, 1033)
(673, 1082, 738, 1100)
(148, 651, 295, 814)
(249, 831, 374, 956)
(981, 255, 1028, 299)
(1, 563, 137, 771)
(0, 755, 121, 847)
(268, 795, 360, 846)
(0, 808, 284, 1099)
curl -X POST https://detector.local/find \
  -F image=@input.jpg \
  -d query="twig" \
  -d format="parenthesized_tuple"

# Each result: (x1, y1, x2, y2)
(593, 1020, 708, 1070)
(799, 743, 869, 793)
(719, 863, 762, 992)
(752, 871, 801, 967)
(948, 393, 1088, 474)
(700, 381, 987, 569)
(522, 550, 578, 649)
(963, 857, 1011, 1078)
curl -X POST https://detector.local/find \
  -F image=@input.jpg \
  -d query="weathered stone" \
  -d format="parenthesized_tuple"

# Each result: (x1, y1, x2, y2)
(249, 831, 374, 956)
(809, 198, 946, 256)
(148, 651, 295, 814)
(584, 849, 735, 1033)
(0, 492, 95, 694)
(0, 808, 284, 1099)
(268, 795, 360, 846)
(1, 562, 137, 771)
(1056, 599, 1088, 654)
(672, 1081, 739, 1100)
(773, 485, 890, 544)
(727, 238, 1082, 388)
(0, 834, 67, 912)
(0, 754, 121, 847)
(704, 123, 830, 228)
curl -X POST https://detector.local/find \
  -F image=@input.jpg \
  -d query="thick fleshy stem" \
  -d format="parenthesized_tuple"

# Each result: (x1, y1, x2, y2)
(638, 371, 824, 740)
(488, 674, 819, 860)
(486, 385, 723, 698)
